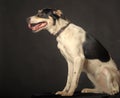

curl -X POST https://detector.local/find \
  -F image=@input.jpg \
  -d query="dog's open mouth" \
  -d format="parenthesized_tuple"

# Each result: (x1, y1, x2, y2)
(28, 21, 47, 31)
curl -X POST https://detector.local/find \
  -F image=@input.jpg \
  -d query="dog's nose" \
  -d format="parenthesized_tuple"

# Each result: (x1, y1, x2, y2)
(26, 17, 31, 23)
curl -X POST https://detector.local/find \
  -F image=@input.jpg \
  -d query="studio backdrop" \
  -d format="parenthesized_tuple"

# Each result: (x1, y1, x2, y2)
(0, 0, 120, 96)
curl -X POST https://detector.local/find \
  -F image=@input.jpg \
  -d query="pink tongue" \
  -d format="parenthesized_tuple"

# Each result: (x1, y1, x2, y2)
(32, 25, 40, 31)
(28, 22, 47, 31)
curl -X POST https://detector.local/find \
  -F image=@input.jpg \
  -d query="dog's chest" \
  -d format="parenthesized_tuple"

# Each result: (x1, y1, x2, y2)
(56, 24, 86, 60)
(56, 34, 82, 60)
(57, 39, 73, 60)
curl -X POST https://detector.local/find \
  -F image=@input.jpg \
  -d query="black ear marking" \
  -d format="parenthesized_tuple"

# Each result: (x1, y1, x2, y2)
(83, 33, 110, 62)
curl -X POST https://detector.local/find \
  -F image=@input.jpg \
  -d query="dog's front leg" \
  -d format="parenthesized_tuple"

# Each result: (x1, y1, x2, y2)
(63, 61, 73, 92)
(56, 55, 85, 96)
(56, 60, 73, 96)
(68, 55, 85, 96)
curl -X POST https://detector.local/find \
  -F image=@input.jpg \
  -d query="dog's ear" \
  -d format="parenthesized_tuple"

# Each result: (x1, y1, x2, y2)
(53, 10, 63, 17)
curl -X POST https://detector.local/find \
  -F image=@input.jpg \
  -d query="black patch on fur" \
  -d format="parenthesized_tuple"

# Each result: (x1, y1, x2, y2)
(83, 33, 110, 62)
(36, 8, 60, 25)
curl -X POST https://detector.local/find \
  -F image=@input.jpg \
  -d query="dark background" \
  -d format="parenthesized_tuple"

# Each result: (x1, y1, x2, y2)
(0, 0, 120, 97)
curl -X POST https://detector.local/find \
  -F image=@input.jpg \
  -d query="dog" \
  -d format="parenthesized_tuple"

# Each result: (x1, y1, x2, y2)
(27, 8, 120, 96)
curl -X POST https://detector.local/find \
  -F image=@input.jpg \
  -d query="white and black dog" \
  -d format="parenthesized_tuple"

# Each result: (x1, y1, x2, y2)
(27, 8, 120, 96)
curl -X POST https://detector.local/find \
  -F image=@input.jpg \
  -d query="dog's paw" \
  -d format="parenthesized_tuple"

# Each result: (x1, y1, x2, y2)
(55, 91, 73, 96)
(81, 88, 97, 93)
(55, 91, 63, 95)
(109, 88, 119, 95)
(81, 88, 89, 93)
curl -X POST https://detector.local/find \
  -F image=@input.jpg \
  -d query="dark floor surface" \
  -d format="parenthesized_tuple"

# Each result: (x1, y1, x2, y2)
(32, 92, 120, 98)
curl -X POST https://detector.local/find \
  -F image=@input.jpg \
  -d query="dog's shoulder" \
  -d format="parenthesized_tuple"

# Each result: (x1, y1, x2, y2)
(83, 33, 110, 62)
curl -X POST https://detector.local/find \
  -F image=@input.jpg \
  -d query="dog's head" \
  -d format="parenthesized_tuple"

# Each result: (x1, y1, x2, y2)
(27, 8, 63, 33)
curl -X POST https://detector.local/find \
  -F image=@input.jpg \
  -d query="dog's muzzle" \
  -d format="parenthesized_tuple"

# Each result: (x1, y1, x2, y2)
(27, 17, 47, 32)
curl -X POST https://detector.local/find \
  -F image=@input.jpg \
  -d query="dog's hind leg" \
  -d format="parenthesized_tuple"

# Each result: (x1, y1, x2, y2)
(108, 69, 120, 95)
(82, 67, 120, 95)
(100, 68, 120, 95)
(81, 73, 103, 93)
(81, 88, 101, 93)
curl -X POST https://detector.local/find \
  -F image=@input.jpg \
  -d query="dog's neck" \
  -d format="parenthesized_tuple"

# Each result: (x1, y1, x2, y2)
(47, 18, 69, 36)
